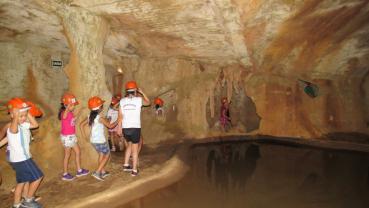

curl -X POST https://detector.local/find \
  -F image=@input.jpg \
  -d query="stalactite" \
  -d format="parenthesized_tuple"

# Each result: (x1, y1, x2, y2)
(223, 66, 233, 102)
(210, 85, 215, 118)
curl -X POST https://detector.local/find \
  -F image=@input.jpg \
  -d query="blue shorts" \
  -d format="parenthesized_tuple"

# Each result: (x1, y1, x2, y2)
(10, 159, 43, 183)
(92, 143, 110, 155)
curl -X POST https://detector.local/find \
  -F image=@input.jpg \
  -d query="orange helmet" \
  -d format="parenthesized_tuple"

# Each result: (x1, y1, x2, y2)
(125, 81, 138, 91)
(88, 96, 105, 110)
(26, 101, 43, 117)
(61, 93, 79, 105)
(111, 96, 120, 105)
(154, 98, 164, 107)
(7, 98, 30, 112)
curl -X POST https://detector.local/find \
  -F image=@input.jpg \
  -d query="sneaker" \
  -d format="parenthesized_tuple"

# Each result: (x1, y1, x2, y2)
(131, 170, 139, 177)
(22, 196, 41, 202)
(21, 198, 42, 208)
(92, 172, 104, 181)
(123, 165, 132, 172)
(101, 171, 111, 178)
(76, 168, 89, 177)
(12, 204, 21, 208)
(61, 173, 75, 181)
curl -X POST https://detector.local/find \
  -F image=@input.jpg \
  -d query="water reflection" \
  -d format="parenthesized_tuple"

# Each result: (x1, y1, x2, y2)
(124, 141, 369, 208)
(206, 144, 260, 193)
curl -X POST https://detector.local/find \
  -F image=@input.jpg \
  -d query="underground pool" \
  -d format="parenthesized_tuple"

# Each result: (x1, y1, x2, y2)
(122, 141, 369, 208)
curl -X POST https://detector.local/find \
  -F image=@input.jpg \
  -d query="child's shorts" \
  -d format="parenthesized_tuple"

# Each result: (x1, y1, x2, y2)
(92, 143, 110, 155)
(10, 158, 43, 183)
(123, 128, 141, 144)
(61, 134, 77, 148)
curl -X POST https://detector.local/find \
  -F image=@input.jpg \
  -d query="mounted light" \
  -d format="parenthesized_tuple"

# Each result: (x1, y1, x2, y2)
(117, 67, 123, 74)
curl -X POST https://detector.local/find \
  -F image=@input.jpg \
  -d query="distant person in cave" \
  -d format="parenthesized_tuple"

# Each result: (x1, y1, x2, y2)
(153, 97, 165, 116)
(220, 97, 231, 132)
(117, 81, 150, 177)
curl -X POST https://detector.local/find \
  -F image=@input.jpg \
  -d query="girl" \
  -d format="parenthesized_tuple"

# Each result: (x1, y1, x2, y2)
(59, 93, 89, 181)
(118, 81, 150, 176)
(220, 97, 232, 132)
(106, 96, 120, 152)
(81, 96, 117, 181)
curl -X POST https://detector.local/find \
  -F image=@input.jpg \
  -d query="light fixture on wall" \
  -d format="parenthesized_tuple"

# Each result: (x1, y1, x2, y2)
(298, 79, 319, 98)
(117, 67, 123, 74)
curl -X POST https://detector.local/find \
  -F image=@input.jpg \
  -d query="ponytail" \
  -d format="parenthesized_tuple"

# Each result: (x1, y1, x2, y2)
(58, 104, 66, 120)
(88, 110, 100, 126)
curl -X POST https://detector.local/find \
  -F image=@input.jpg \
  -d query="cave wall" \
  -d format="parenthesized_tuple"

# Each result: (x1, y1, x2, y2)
(0, 0, 369, 190)
(0, 42, 69, 118)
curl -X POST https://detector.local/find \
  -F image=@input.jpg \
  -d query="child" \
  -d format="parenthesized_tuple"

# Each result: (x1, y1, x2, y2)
(220, 97, 231, 131)
(106, 96, 120, 152)
(6, 98, 43, 208)
(81, 96, 117, 181)
(153, 97, 164, 116)
(59, 93, 89, 181)
(118, 81, 150, 177)
(1, 102, 43, 202)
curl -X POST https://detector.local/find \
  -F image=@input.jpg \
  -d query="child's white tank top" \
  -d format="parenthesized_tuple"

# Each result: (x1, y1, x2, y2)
(7, 122, 31, 162)
(90, 115, 106, 144)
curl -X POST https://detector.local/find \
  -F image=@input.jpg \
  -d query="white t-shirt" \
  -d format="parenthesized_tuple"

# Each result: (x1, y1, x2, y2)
(120, 97, 143, 128)
(107, 108, 118, 124)
(7, 122, 32, 162)
(90, 115, 106, 144)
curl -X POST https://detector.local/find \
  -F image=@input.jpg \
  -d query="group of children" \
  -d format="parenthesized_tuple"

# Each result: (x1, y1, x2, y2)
(0, 80, 155, 208)
(0, 80, 231, 208)
(58, 81, 150, 181)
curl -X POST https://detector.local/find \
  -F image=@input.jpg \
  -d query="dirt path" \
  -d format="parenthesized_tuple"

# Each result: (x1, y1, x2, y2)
(0, 144, 178, 208)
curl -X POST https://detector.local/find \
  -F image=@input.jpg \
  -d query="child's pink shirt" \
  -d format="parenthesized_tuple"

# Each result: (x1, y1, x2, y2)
(61, 111, 76, 135)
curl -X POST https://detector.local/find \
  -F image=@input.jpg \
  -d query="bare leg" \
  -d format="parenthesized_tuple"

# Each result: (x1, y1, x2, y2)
(97, 153, 106, 173)
(124, 142, 132, 165)
(132, 143, 139, 171)
(118, 136, 124, 151)
(138, 136, 143, 155)
(72, 144, 82, 170)
(14, 183, 25, 205)
(22, 182, 29, 198)
(63, 148, 72, 174)
(26, 177, 43, 199)
(97, 153, 110, 172)
(123, 137, 128, 148)
(110, 132, 116, 150)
